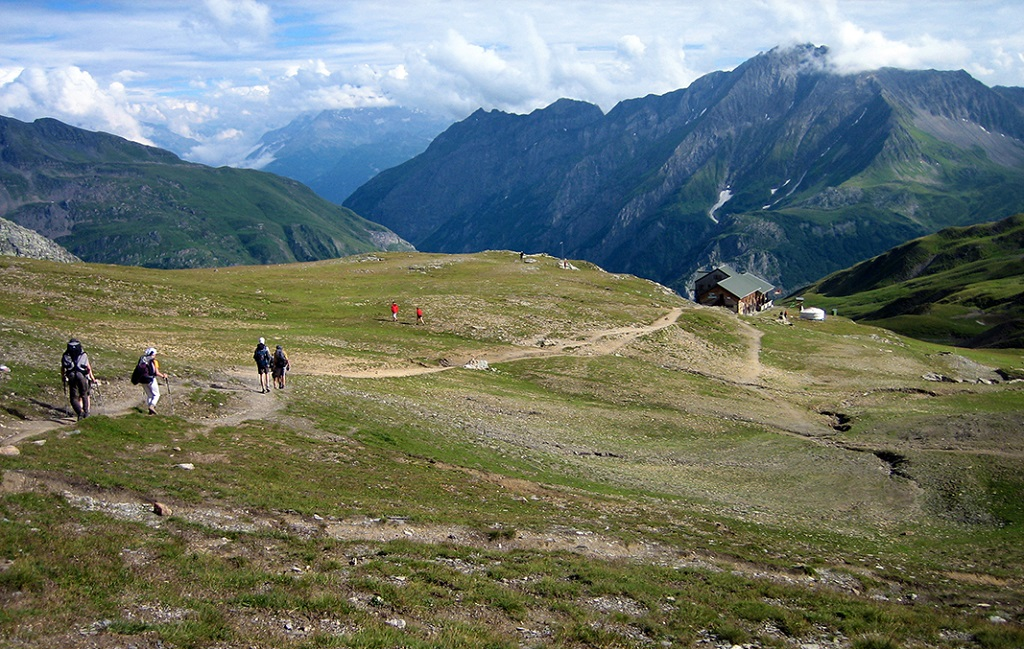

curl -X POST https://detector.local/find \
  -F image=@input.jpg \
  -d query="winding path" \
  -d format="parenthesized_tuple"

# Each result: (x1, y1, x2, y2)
(1, 308, 689, 443)
(334, 307, 686, 378)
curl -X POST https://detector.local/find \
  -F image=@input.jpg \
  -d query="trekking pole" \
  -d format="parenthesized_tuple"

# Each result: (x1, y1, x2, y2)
(91, 380, 101, 416)
(165, 376, 174, 415)
(61, 372, 70, 419)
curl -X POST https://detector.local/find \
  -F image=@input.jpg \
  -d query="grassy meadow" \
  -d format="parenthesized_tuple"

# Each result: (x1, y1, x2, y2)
(1, 251, 1022, 648)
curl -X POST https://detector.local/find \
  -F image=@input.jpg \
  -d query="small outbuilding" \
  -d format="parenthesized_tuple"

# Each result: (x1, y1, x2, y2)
(695, 265, 775, 315)
(799, 307, 826, 321)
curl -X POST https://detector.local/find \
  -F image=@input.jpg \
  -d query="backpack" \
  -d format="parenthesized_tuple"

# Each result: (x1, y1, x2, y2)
(254, 345, 271, 369)
(131, 357, 154, 385)
(62, 341, 89, 376)
(273, 348, 287, 368)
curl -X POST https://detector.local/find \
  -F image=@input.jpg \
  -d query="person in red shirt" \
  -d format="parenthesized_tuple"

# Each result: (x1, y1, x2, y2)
(416, 307, 424, 325)
(391, 302, 399, 322)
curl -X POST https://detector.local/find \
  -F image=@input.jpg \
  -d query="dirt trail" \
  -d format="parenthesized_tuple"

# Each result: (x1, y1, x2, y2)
(200, 370, 286, 429)
(0, 308, 690, 441)
(0, 369, 281, 445)
(0, 383, 141, 446)
(334, 307, 686, 378)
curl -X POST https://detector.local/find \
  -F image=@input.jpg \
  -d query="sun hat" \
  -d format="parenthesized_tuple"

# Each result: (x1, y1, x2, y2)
(144, 347, 157, 357)
(259, 337, 265, 344)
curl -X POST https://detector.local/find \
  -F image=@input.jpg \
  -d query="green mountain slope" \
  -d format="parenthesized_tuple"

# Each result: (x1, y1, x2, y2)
(1, 252, 1022, 647)
(795, 213, 1024, 347)
(0, 116, 412, 268)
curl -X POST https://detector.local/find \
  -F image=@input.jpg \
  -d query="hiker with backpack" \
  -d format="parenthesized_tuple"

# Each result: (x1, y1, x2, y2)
(253, 337, 272, 393)
(61, 338, 96, 420)
(131, 347, 166, 415)
(272, 344, 290, 389)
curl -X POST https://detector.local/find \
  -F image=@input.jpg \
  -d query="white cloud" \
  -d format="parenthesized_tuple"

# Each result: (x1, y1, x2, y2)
(829, 22, 971, 73)
(380, 13, 696, 117)
(0, 66, 152, 145)
(1, 1, 1021, 167)
(618, 35, 647, 60)
(0, 67, 24, 86)
(185, 0, 273, 49)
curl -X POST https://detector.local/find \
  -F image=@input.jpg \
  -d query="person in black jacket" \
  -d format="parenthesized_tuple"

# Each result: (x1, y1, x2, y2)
(61, 338, 96, 420)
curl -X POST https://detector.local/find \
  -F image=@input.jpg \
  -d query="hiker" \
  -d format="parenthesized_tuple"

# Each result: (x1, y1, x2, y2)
(253, 337, 272, 393)
(61, 338, 96, 420)
(272, 344, 290, 389)
(416, 307, 424, 325)
(132, 347, 166, 415)
(391, 302, 399, 322)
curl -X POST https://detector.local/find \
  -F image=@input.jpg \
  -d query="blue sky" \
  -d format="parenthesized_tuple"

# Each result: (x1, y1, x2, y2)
(2, 0, 1023, 166)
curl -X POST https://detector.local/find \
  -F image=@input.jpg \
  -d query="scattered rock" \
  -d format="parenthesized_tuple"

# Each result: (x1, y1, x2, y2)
(153, 502, 172, 516)
(0, 216, 81, 263)
(0, 446, 20, 456)
(175, 463, 195, 470)
(386, 618, 407, 629)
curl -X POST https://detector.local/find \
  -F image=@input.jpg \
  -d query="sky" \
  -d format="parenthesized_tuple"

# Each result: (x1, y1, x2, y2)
(2, 0, 1023, 167)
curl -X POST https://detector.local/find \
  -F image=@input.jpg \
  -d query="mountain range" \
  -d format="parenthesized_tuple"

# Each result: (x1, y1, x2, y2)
(243, 107, 451, 205)
(4, 44, 1024, 298)
(0, 115, 411, 268)
(344, 45, 1024, 296)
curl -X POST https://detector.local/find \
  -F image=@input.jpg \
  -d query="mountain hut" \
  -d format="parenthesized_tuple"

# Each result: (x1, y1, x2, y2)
(695, 266, 775, 315)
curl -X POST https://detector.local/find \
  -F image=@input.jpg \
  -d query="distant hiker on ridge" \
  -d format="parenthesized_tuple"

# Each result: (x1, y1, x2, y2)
(272, 344, 290, 389)
(254, 337, 272, 393)
(131, 347, 167, 415)
(416, 307, 424, 325)
(391, 302, 399, 322)
(61, 338, 95, 420)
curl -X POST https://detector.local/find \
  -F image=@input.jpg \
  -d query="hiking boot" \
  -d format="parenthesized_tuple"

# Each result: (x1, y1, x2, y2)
(148, 407, 156, 415)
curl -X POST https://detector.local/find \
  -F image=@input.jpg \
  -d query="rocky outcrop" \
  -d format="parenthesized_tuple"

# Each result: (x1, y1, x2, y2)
(0, 216, 80, 263)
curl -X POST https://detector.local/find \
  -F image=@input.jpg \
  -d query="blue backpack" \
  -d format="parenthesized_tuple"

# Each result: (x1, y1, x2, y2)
(254, 345, 271, 369)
